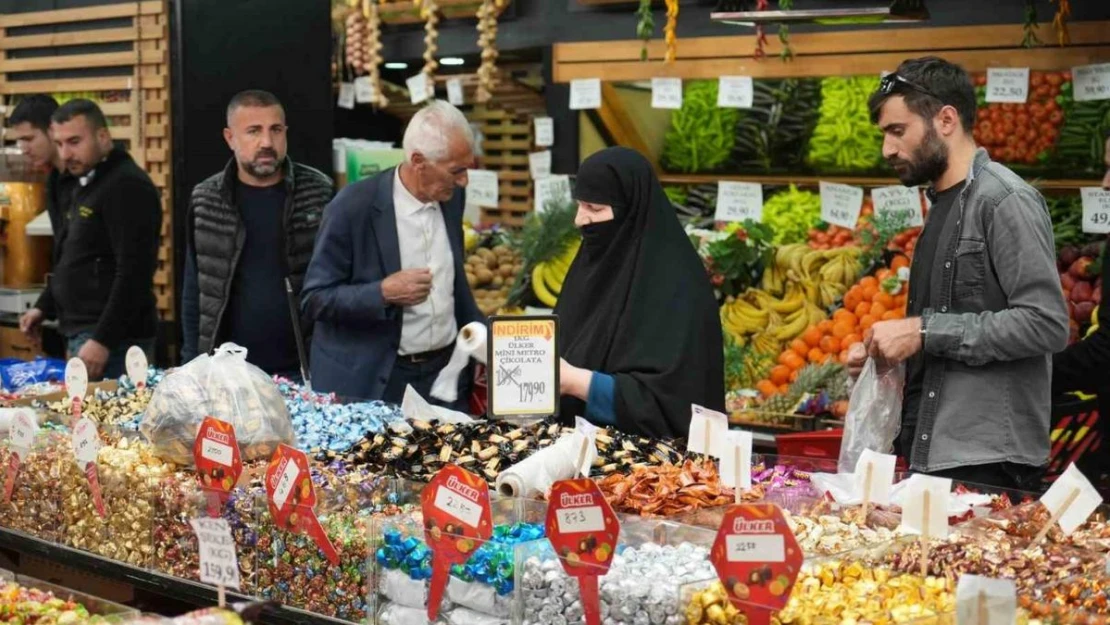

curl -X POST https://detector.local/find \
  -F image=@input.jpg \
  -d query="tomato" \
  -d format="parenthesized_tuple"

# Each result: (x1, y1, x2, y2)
(1045, 100, 1059, 114)
(1026, 128, 1038, 142)
(1049, 110, 1063, 124)
(975, 75, 987, 87)
(980, 131, 994, 145)
(1046, 73, 1063, 86)
(1001, 121, 1015, 135)
(1031, 73, 1045, 87)
(1063, 70, 1072, 81)
(977, 109, 989, 121)
(1036, 85, 1051, 98)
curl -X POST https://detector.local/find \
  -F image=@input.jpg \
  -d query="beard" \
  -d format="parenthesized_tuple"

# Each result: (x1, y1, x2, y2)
(888, 124, 949, 187)
(241, 149, 283, 178)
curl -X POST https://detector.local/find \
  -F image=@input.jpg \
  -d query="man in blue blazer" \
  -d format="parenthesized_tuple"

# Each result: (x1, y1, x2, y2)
(301, 100, 482, 407)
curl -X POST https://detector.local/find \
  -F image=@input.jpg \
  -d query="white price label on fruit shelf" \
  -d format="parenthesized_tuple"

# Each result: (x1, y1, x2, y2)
(191, 517, 241, 590)
(819, 181, 864, 230)
(407, 73, 432, 104)
(337, 82, 355, 109)
(354, 76, 374, 104)
(1081, 187, 1110, 234)
(465, 169, 499, 208)
(447, 78, 465, 106)
(529, 150, 552, 180)
(872, 185, 924, 228)
(570, 78, 601, 110)
(534, 117, 555, 147)
(72, 417, 100, 466)
(651, 77, 683, 109)
(535, 175, 572, 214)
(985, 68, 1029, 103)
(718, 76, 754, 109)
(714, 181, 763, 223)
(65, 357, 88, 401)
(1073, 63, 1110, 103)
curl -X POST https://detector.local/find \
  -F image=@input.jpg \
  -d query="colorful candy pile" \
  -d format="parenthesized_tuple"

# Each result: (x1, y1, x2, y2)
(0, 579, 116, 623)
(275, 376, 405, 454)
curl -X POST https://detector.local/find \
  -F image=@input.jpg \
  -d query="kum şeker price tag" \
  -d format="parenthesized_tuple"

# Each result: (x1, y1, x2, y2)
(715, 181, 763, 223)
(819, 182, 864, 230)
(545, 478, 620, 625)
(718, 76, 754, 109)
(570, 78, 601, 110)
(3, 411, 36, 504)
(651, 77, 683, 109)
(872, 185, 924, 228)
(1081, 187, 1110, 234)
(193, 417, 244, 517)
(710, 504, 802, 625)
(534, 116, 554, 147)
(465, 169, 499, 208)
(985, 68, 1029, 104)
(265, 444, 339, 565)
(421, 465, 493, 620)
(190, 517, 241, 591)
(65, 357, 88, 418)
(337, 82, 355, 110)
(125, 345, 149, 388)
(447, 78, 465, 106)
(487, 316, 559, 419)
(73, 417, 105, 517)
(1073, 63, 1110, 103)
(535, 175, 572, 215)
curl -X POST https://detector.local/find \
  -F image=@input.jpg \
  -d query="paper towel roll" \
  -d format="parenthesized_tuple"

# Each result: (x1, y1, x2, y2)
(495, 432, 592, 498)
(430, 322, 488, 403)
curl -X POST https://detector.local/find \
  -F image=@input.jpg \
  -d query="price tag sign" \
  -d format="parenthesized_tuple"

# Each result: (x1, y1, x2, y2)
(465, 169, 499, 208)
(854, 449, 897, 507)
(447, 78, 465, 106)
(546, 478, 619, 625)
(337, 82, 355, 110)
(3, 411, 36, 504)
(985, 68, 1029, 104)
(687, 404, 729, 458)
(872, 185, 924, 228)
(65, 357, 88, 403)
(710, 504, 802, 615)
(719, 430, 753, 491)
(421, 465, 493, 620)
(1040, 463, 1102, 535)
(1081, 187, 1110, 234)
(407, 73, 432, 104)
(193, 417, 244, 516)
(125, 345, 148, 388)
(956, 576, 1016, 625)
(570, 78, 601, 110)
(715, 181, 763, 223)
(899, 474, 952, 539)
(535, 174, 573, 214)
(820, 181, 865, 230)
(1073, 63, 1110, 103)
(190, 517, 242, 590)
(72, 417, 105, 517)
(487, 315, 559, 419)
(265, 444, 339, 564)
(529, 150, 552, 180)
(651, 77, 683, 109)
(718, 76, 754, 109)
(534, 116, 555, 147)
(354, 76, 374, 104)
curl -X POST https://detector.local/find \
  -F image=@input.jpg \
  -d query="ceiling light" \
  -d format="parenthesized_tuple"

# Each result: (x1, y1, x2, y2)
(384, 62, 408, 70)
(440, 57, 465, 66)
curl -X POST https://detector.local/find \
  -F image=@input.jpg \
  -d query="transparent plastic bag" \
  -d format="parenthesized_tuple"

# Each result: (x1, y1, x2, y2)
(837, 358, 904, 473)
(140, 343, 294, 464)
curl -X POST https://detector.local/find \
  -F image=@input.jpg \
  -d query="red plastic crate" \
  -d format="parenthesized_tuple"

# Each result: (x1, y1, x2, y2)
(776, 429, 908, 471)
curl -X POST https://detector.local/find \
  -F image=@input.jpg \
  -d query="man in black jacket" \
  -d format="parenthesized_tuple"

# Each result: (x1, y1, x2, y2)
(19, 99, 161, 380)
(1053, 133, 1110, 477)
(181, 90, 333, 377)
(8, 94, 59, 172)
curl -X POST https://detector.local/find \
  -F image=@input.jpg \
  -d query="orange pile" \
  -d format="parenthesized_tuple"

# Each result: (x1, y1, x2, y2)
(754, 255, 911, 399)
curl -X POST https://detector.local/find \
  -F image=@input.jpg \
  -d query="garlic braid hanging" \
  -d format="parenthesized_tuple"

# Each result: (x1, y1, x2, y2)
(664, 0, 679, 64)
(365, 0, 389, 108)
(416, 0, 440, 78)
(474, 0, 503, 103)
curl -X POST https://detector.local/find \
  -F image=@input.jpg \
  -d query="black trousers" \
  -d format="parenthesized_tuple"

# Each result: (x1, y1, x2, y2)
(926, 462, 1044, 497)
(382, 347, 472, 413)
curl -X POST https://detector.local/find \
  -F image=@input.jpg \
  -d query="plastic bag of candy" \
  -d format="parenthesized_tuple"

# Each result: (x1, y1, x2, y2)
(140, 343, 294, 464)
(0, 357, 65, 392)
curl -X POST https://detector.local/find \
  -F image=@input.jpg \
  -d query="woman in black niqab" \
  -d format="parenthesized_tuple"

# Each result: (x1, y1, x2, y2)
(556, 147, 725, 438)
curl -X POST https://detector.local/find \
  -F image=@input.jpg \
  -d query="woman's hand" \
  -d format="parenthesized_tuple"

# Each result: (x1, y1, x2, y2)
(559, 358, 593, 400)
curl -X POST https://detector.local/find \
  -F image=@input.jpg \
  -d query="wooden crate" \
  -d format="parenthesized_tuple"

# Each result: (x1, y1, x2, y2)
(0, 1, 174, 321)
(474, 105, 533, 227)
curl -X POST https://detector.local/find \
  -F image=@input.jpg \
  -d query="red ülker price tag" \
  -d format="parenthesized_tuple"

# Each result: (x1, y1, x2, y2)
(545, 479, 620, 625)
(193, 417, 244, 517)
(264, 444, 338, 565)
(73, 417, 105, 517)
(421, 465, 493, 621)
(709, 504, 802, 625)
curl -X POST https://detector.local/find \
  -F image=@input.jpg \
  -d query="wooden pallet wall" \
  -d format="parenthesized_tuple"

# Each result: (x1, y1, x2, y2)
(0, 1, 174, 320)
(473, 104, 533, 227)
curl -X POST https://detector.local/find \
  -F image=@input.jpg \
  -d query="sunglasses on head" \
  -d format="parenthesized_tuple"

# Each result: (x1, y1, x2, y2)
(879, 73, 940, 100)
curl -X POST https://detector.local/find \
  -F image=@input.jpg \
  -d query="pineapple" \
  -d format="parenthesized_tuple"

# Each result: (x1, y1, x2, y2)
(757, 363, 842, 423)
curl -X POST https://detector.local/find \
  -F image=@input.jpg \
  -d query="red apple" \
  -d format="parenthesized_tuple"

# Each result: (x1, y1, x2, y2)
(1069, 257, 1093, 280)
(1061, 272, 1077, 292)
(1076, 301, 1096, 324)
(1071, 281, 1094, 304)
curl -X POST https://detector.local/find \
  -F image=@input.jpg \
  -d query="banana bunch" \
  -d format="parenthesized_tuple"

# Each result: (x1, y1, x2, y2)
(531, 240, 581, 308)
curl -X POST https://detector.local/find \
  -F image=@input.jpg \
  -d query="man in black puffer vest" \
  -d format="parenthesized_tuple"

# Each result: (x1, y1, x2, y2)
(181, 90, 333, 378)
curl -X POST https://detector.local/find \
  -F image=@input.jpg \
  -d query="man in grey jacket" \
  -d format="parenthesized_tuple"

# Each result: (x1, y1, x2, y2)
(850, 56, 1069, 489)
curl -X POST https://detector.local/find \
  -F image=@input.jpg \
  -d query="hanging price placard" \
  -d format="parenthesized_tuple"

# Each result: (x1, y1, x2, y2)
(190, 517, 242, 590)
(193, 416, 244, 517)
(718, 76, 754, 109)
(529, 150, 552, 180)
(534, 117, 555, 147)
(407, 73, 432, 104)
(421, 465, 493, 620)
(337, 82, 355, 110)
(872, 185, 925, 228)
(354, 76, 374, 104)
(487, 315, 559, 419)
(1073, 63, 1110, 103)
(985, 68, 1029, 104)
(546, 478, 619, 625)
(1080, 187, 1110, 234)
(447, 78, 465, 106)
(820, 182, 864, 230)
(710, 504, 802, 625)
(570, 79, 601, 110)
(465, 169, 499, 208)
(265, 444, 338, 565)
(651, 77, 683, 109)
(715, 181, 763, 223)
(535, 175, 572, 214)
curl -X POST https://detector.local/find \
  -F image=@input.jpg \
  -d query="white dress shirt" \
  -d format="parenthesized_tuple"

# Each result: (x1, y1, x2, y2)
(393, 168, 457, 355)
